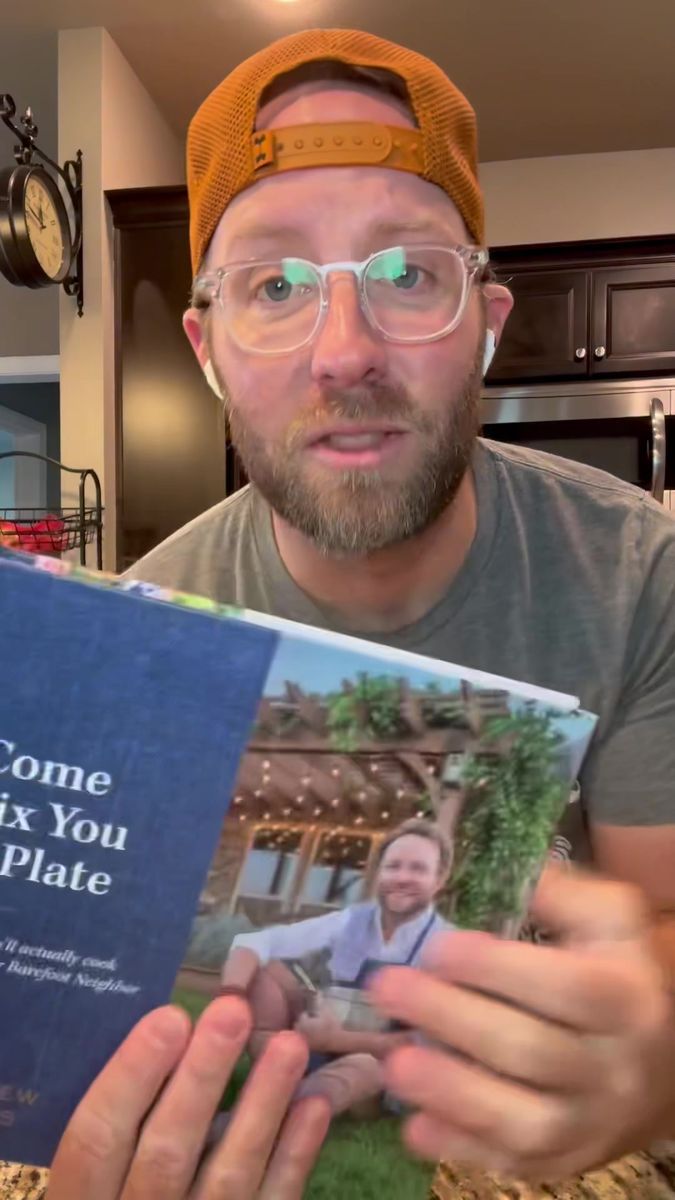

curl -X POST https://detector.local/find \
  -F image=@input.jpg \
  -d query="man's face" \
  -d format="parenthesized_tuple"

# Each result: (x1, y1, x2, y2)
(185, 83, 511, 556)
(375, 833, 445, 922)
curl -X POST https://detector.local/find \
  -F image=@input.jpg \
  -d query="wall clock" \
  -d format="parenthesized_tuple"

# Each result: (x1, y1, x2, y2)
(0, 94, 83, 315)
(0, 163, 73, 288)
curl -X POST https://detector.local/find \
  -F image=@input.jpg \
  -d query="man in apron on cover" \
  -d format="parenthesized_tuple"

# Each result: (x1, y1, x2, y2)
(221, 819, 452, 1113)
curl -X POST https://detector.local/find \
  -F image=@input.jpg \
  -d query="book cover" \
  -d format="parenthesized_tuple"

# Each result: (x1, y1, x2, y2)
(173, 610, 596, 1200)
(0, 550, 278, 1167)
(1, 552, 598, 1195)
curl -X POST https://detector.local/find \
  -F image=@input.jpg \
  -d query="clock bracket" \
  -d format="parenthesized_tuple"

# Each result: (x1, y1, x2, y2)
(0, 93, 84, 316)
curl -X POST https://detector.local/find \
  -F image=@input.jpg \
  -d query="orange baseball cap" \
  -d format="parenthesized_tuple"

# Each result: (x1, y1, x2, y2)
(187, 28, 484, 274)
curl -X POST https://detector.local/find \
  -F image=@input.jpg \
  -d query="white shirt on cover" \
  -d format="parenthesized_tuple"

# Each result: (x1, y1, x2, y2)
(229, 901, 449, 981)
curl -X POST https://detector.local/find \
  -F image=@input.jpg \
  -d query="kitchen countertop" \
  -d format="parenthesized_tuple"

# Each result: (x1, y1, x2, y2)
(2, 1147, 675, 1200)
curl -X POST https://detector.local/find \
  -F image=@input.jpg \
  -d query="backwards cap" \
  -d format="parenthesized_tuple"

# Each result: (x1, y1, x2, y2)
(187, 28, 484, 274)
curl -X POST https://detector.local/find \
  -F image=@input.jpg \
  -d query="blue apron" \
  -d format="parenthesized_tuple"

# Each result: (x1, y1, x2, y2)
(335, 907, 438, 990)
(307, 909, 437, 1072)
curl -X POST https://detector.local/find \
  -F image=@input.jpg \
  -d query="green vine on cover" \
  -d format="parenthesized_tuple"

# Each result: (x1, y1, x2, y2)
(326, 674, 467, 751)
(445, 711, 568, 931)
(326, 675, 409, 751)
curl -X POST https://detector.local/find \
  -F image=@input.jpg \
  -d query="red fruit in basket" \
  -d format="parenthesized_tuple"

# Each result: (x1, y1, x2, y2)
(0, 516, 65, 554)
(0, 523, 21, 548)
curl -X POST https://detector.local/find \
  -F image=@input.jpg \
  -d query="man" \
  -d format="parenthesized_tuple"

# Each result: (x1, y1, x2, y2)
(30, 27, 675, 1200)
(221, 819, 451, 1084)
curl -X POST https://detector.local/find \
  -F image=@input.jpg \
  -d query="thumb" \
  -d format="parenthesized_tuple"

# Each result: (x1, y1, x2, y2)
(531, 862, 651, 957)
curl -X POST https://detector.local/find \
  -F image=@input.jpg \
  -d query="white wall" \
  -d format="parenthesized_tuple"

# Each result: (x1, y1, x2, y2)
(58, 28, 185, 568)
(482, 148, 675, 246)
(100, 32, 186, 191)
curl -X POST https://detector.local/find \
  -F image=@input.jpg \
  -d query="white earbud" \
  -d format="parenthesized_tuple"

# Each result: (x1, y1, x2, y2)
(482, 330, 497, 377)
(203, 358, 224, 401)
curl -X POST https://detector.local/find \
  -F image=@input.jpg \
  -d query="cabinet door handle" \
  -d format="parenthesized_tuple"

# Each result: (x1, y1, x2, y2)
(650, 397, 666, 504)
(594, 345, 606, 359)
(575, 347, 587, 360)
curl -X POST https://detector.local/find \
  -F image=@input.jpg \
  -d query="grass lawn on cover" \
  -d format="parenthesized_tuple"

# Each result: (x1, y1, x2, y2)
(171, 986, 434, 1199)
(171, 986, 210, 1023)
(303, 1114, 435, 1200)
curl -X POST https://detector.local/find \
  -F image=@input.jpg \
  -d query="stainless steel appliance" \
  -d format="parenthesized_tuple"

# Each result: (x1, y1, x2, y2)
(481, 378, 673, 510)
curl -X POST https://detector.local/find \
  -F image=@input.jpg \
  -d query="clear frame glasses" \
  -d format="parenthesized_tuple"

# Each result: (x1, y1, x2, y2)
(193, 243, 489, 355)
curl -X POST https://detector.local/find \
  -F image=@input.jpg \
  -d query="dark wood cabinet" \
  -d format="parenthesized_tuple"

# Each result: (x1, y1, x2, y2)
(487, 237, 675, 384)
(489, 269, 590, 381)
(591, 264, 675, 377)
(109, 187, 246, 572)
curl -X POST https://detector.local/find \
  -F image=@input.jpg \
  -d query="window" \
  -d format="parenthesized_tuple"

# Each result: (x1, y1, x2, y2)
(238, 828, 303, 899)
(301, 833, 371, 908)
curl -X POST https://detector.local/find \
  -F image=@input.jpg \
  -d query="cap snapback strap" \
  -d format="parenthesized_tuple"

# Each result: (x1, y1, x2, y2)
(251, 122, 425, 177)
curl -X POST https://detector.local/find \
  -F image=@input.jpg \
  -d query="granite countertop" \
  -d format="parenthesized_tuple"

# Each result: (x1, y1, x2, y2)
(2, 1149, 675, 1200)
(0, 1163, 49, 1200)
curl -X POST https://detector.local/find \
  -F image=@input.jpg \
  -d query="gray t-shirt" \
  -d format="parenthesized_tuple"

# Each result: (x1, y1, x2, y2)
(126, 438, 675, 859)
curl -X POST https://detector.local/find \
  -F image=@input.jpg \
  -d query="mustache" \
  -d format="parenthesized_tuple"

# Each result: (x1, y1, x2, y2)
(286, 383, 431, 446)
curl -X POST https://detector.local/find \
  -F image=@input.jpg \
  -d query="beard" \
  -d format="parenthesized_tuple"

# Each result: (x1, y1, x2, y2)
(219, 351, 482, 558)
(378, 889, 430, 921)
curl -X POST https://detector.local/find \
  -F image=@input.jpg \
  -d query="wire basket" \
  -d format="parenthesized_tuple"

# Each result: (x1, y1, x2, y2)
(0, 508, 100, 554)
(0, 452, 103, 568)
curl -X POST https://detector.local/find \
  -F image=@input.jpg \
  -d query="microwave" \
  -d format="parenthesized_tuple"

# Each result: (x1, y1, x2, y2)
(481, 378, 674, 511)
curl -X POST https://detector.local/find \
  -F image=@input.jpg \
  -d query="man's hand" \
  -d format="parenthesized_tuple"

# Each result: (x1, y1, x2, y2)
(369, 866, 675, 1183)
(47, 996, 330, 1199)
(295, 1002, 344, 1053)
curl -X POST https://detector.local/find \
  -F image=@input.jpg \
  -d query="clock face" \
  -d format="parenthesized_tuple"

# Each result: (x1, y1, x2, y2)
(24, 174, 66, 281)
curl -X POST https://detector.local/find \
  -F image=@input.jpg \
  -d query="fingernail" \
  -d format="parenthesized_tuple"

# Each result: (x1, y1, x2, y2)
(421, 929, 490, 970)
(420, 932, 446, 968)
(268, 1030, 307, 1066)
(368, 970, 399, 1015)
(209, 1000, 250, 1041)
(150, 1006, 190, 1049)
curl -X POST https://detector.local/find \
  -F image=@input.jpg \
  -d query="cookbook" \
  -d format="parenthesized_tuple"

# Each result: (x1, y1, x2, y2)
(0, 547, 597, 1195)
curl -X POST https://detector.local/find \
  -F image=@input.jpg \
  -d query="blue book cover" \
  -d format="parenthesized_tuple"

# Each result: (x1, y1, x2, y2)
(0, 551, 277, 1167)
